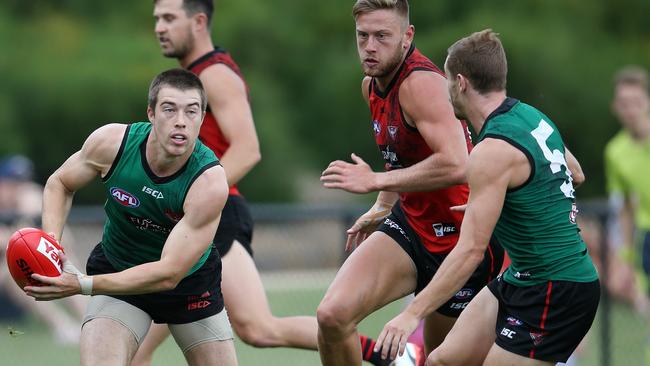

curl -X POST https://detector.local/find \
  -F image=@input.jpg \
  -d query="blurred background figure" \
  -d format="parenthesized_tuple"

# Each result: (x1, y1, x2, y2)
(604, 65, 650, 362)
(0, 154, 86, 345)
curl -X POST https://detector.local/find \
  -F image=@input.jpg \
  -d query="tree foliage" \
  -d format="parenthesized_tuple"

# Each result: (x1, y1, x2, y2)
(1, 1, 648, 202)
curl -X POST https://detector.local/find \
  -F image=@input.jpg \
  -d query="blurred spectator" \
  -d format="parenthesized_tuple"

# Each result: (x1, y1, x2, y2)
(604, 65, 650, 359)
(0, 154, 86, 344)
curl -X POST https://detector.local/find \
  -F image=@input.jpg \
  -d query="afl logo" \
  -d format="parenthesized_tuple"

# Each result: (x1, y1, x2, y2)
(110, 187, 140, 208)
(372, 120, 381, 135)
(454, 288, 473, 300)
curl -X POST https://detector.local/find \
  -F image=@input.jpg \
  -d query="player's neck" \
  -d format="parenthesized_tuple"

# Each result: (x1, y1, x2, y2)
(145, 140, 195, 177)
(374, 49, 409, 91)
(179, 36, 215, 68)
(466, 92, 507, 133)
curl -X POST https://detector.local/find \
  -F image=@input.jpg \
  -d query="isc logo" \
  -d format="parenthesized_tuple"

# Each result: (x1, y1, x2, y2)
(188, 300, 211, 310)
(36, 237, 63, 272)
(500, 328, 516, 339)
(142, 186, 164, 199)
(110, 187, 140, 208)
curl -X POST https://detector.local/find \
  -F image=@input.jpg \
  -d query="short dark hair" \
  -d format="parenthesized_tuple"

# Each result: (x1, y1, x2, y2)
(154, 0, 214, 25)
(614, 65, 648, 91)
(148, 68, 207, 111)
(446, 29, 507, 94)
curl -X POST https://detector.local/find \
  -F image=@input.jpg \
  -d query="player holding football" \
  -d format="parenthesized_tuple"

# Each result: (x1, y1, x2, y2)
(25, 69, 237, 366)
(134, 1, 393, 365)
(380, 29, 598, 366)
(317, 1, 503, 365)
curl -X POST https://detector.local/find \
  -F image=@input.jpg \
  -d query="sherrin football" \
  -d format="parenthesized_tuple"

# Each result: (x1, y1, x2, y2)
(5, 227, 64, 288)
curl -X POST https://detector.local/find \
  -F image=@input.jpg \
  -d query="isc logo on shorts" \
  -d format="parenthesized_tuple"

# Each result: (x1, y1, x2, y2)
(110, 187, 140, 208)
(432, 223, 457, 237)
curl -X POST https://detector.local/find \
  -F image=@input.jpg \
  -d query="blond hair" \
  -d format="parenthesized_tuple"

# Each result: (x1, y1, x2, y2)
(446, 29, 507, 94)
(352, 0, 409, 25)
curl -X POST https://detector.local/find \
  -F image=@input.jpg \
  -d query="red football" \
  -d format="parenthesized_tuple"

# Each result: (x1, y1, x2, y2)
(5, 227, 64, 288)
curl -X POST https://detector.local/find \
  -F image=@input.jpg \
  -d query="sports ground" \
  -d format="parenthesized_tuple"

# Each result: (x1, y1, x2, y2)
(0, 271, 645, 365)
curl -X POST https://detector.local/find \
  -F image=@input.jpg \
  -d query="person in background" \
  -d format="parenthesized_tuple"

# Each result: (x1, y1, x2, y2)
(0, 154, 85, 344)
(604, 65, 650, 362)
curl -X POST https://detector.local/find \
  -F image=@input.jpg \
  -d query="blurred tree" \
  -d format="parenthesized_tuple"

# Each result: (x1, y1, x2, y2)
(1, 1, 648, 202)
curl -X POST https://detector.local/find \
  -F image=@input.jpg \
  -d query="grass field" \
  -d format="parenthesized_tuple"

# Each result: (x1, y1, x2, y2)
(0, 277, 646, 366)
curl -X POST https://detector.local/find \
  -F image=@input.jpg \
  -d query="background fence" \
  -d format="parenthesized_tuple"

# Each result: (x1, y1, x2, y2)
(0, 200, 645, 365)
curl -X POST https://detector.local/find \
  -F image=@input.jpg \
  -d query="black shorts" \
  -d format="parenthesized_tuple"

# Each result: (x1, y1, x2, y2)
(488, 276, 600, 363)
(86, 243, 225, 324)
(214, 194, 254, 257)
(377, 204, 504, 317)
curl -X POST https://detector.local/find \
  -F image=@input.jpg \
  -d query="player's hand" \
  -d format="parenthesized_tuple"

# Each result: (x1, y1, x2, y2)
(375, 311, 420, 361)
(321, 153, 378, 194)
(345, 204, 392, 252)
(24, 251, 81, 300)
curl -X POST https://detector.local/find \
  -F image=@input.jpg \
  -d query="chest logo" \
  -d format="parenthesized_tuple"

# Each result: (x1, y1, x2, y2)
(372, 120, 381, 135)
(388, 126, 398, 140)
(142, 186, 164, 199)
(110, 187, 140, 208)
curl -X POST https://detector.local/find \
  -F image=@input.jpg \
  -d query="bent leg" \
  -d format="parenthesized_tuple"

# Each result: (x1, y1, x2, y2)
(171, 309, 236, 366)
(222, 241, 318, 349)
(130, 323, 169, 366)
(483, 343, 554, 366)
(422, 311, 455, 355)
(82, 295, 152, 366)
(426, 287, 497, 366)
(317, 232, 417, 366)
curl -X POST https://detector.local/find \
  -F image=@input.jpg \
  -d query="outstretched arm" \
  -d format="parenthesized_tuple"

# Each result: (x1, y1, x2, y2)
(27, 165, 228, 299)
(374, 138, 528, 360)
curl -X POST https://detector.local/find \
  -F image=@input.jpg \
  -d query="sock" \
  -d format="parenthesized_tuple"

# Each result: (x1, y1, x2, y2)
(359, 334, 387, 366)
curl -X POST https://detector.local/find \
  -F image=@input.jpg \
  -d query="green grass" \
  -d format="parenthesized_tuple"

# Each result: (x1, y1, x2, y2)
(0, 286, 404, 365)
(0, 289, 645, 365)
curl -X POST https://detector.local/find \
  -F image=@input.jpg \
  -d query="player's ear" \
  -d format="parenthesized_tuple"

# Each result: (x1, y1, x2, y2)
(147, 105, 155, 123)
(403, 24, 414, 49)
(193, 12, 209, 32)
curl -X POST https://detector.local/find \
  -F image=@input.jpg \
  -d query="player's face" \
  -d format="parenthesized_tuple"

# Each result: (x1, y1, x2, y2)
(613, 83, 650, 131)
(148, 86, 204, 157)
(355, 10, 411, 78)
(444, 57, 467, 120)
(154, 0, 195, 59)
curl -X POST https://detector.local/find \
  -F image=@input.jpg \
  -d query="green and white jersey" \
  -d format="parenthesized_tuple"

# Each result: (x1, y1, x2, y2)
(477, 98, 598, 286)
(605, 130, 650, 231)
(100, 122, 220, 275)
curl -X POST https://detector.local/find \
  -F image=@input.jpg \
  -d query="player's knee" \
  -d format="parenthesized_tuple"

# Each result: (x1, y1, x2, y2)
(233, 320, 275, 348)
(316, 300, 352, 335)
(425, 350, 451, 366)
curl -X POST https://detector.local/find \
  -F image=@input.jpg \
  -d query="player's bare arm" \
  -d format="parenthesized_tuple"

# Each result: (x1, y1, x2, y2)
(321, 72, 468, 194)
(377, 71, 468, 191)
(27, 165, 228, 299)
(375, 138, 528, 360)
(42, 123, 126, 240)
(565, 147, 585, 187)
(345, 190, 399, 251)
(200, 63, 260, 186)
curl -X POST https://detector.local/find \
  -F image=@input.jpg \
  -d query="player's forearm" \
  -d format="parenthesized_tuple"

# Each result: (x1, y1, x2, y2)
(375, 155, 466, 192)
(375, 190, 399, 207)
(218, 143, 261, 186)
(90, 260, 183, 295)
(405, 243, 484, 319)
(41, 175, 74, 240)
